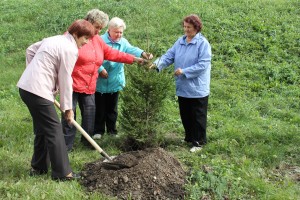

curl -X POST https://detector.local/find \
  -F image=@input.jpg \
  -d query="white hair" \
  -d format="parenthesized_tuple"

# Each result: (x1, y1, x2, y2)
(108, 17, 126, 30)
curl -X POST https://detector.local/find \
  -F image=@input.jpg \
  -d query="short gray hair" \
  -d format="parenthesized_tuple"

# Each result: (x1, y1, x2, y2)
(84, 9, 109, 27)
(108, 17, 126, 30)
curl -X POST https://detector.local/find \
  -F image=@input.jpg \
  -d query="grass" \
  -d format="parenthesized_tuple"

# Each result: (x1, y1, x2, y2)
(0, 0, 300, 199)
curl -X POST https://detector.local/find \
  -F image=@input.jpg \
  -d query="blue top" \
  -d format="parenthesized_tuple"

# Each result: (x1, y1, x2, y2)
(154, 33, 212, 98)
(96, 32, 144, 93)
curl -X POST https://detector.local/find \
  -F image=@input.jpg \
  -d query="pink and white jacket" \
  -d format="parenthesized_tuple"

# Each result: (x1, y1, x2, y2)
(17, 33, 78, 111)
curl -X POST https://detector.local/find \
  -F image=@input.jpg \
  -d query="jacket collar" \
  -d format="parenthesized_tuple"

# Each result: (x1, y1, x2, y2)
(65, 32, 77, 48)
(102, 31, 122, 44)
(180, 33, 201, 45)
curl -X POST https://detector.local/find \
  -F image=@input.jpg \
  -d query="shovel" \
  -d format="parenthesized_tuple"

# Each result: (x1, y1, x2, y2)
(54, 100, 112, 161)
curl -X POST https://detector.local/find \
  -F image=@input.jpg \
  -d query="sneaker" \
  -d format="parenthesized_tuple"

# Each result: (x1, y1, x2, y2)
(92, 134, 102, 140)
(190, 146, 203, 152)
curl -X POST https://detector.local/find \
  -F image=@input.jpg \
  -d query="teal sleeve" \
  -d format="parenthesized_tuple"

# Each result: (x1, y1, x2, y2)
(98, 66, 105, 73)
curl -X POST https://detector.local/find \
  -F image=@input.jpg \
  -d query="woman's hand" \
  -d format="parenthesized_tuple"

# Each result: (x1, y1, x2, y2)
(174, 68, 183, 76)
(142, 52, 153, 60)
(134, 57, 145, 64)
(99, 69, 108, 79)
(64, 109, 74, 126)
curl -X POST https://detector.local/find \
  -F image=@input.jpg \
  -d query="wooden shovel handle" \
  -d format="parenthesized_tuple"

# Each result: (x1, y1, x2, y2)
(54, 100, 112, 161)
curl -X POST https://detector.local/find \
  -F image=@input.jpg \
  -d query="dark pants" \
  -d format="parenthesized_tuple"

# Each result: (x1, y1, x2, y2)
(178, 96, 209, 146)
(19, 89, 71, 178)
(62, 92, 95, 150)
(94, 92, 119, 135)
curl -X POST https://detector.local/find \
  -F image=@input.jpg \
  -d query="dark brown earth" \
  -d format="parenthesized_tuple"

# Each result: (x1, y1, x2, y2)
(80, 147, 186, 200)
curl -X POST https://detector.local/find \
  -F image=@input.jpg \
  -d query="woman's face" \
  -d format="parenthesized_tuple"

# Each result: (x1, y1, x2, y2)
(74, 35, 89, 48)
(92, 22, 103, 35)
(183, 21, 197, 38)
(108, 27, 124, 42)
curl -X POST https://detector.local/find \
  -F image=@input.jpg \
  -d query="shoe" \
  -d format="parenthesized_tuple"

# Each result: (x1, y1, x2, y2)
(92, 134, 102, 139)
(52, 172, 81, 181)
(29, 168, 48, 176)
(190, 146, 203, 152)
(192, 141, 201, 147)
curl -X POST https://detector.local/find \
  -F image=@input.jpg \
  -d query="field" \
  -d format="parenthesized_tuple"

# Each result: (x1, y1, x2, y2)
(0, 0, 299, 199)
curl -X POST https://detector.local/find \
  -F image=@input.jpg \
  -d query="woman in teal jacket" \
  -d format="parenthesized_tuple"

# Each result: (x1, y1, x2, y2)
(94, 17, 153, 138)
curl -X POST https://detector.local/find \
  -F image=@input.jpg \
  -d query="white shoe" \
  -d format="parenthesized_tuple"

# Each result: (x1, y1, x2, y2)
(93, 134, 102, 140)
(190, 146, 202, 152)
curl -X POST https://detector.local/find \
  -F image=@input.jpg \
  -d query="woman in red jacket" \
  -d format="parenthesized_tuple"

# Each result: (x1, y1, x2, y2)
(62, 9, 144, 151)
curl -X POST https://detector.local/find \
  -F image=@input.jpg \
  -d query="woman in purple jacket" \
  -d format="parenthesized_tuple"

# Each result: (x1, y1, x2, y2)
(154, 14, 212, 152)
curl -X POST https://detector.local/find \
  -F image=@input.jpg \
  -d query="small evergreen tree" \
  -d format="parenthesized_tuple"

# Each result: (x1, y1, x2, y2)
(120, 65, 173, 150)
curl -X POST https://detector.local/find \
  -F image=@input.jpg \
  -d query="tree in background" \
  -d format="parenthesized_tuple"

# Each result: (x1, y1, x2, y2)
(120, 65, 173, 150)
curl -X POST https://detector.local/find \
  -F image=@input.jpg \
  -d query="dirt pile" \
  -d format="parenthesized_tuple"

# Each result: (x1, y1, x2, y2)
(80, 147, 186, 200)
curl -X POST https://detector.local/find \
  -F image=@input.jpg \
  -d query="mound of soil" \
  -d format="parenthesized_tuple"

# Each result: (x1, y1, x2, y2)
(80, 147, 186, 200)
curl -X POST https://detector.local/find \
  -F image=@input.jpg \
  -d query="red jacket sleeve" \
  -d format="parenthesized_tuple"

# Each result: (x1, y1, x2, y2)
(99, 37, 135, 64)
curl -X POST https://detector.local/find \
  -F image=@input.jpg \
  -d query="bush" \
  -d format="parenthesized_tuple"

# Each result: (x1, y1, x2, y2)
(120, 65, 173, 150)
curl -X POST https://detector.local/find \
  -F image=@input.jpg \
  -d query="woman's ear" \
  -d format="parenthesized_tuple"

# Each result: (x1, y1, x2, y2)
(72, 33, 78, 40)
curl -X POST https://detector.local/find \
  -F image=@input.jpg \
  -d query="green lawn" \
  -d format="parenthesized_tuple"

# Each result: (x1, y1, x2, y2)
(0, 0, 299, 199)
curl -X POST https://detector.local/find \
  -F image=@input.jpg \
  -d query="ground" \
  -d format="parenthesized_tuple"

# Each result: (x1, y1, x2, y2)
(272, 163, 300, 182)
(80, 147, 186, 200)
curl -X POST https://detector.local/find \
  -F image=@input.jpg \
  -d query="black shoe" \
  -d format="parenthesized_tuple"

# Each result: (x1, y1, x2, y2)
(192, 141, 201, 147)
(192, 141, 206, 147)
(52, 172, 81, 181)
(29, 168, 48, 176)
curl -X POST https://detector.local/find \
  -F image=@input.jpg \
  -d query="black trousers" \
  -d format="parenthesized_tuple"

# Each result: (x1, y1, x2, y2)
(62, 92, 95, 150)
(19, 89, 71, 178)
(94, 92, 119, 135)
(178, 96, 209, 145)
